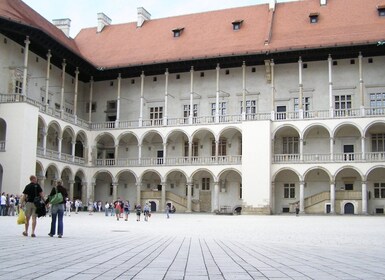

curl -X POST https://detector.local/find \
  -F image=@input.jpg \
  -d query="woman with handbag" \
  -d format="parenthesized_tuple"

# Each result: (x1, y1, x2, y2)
(46, 180, 68, 238)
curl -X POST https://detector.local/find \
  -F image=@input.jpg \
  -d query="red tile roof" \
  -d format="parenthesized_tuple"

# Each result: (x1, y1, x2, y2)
(0, 0, 79, 53)
(1, 0, 385, 70)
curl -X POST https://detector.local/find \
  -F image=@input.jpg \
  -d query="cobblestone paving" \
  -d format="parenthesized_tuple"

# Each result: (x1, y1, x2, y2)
(1, 212, 385, 279)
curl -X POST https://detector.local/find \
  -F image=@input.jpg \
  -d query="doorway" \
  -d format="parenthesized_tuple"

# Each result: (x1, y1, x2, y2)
(276, 106, 286, 120)
(343, 145, 354, 161)
(344, 202, 354, 214)
(157, 150, 163, 164)
(149, 201, 157, 211)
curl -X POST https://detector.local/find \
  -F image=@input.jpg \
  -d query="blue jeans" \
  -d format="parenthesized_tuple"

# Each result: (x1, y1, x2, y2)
(50, 204, 64, 236)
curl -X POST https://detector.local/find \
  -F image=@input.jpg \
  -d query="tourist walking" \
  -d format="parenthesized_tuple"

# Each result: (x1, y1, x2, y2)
(114, 199, 122, 221)
(104, 201, 110, 216)
(165, 204, 170, 219)
(135, 204, 142, 221)
(47, 180, 68, 238)
(123, 200, 130, 221)
(21, 175, 44, 237)
(143, 203, 150, 222)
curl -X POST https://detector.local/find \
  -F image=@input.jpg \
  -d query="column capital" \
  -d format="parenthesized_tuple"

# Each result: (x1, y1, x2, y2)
(46, 49, 52, 59)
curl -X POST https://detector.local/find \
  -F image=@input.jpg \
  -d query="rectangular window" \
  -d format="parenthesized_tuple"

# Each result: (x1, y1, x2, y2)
(202, 178, 210, 191)
(86, 102, 97, 113)
(334, 95, 352, 116)
(183, 104, 198, 123)
(372, 134, 385, 152)
(369, 93, 385, 114)
(294, 97, 310, 112)
(106, 100, 117, 111)
(211, 102, 227, 116)
(374, 183, 385, 198)
(284, 183, 295, 198)
(150, 106, 163, 125)
(15, 80, 23, 94)
(240, 100, 256, 114)
(282, 137, 299, 154)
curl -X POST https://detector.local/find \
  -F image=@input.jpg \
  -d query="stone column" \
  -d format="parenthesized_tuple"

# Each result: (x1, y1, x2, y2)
(42, 128, 47, 156)
(88, 77, 94, 123)
(242, 61, 246, 120)
(112, 182, 118, 202)
(164, 69, 169, 125)
(115, 73, 121, 128)
(213, 181, 220, 212)
(81, 182, 87, 207)
(139, 71, 145, 127)
(330, 137, 334, 161)
(299, 181, 305, 213)
(73, 67, 79, 123)
(361, 181, 368, 215)
(115, 144, 119, 166)
(58, 137, 62, 159)
(163, 142, 167, 165)
(300, 138, 304, 161)
(215, 64, 220, 123)
(330, 181, 335, 214)
(71, 141, 76, 162)
(361, 137, 366, 160)
(138, 144, 142, 165)
(44, 50, 51, 111)
(136, 182, 142, 205)
(188, 140, 192, 163)
(358, 52, 364, 114)
(21, 36, 30, 99)
(328, 54, 333, 117)
(69, 180, 75, 201)
(186, 182, 192, 213)
(270, 59, 275, 120)
(161, 182, 166, 212)
(298, 56, 304, 119)
(60, 59, 66, 118)
(189, 66, 194, 124)
(90, 182, 96, 202)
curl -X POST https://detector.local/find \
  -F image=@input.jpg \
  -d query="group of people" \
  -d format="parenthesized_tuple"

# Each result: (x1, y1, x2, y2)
(0, 192, 19, 216)
(17, 175, 176, 238)
(101, 199, 151, 222)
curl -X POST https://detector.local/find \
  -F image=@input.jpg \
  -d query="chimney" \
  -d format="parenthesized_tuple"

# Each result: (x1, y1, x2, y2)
(320, 0, 327, 5)
(269, 0, 276, 11)
(52, 18, 71, 37)
(97, 13, 112, 33)
(137, 7, 151, 27)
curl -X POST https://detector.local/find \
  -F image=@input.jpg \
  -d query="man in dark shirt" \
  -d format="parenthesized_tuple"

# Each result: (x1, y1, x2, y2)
(21, 175, 44, 237)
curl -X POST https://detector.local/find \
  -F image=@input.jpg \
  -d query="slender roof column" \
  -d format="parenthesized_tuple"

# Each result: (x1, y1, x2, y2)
(298, 57, 304, 119)
(270, 59, 275, 120)
(88, 77, 94, 123)
(44, 50, 51, 111)
(215, 64, 220, 123)
(242, 61, 246, 120)
(164, 68, 169, 125)
(189, 66, 194, 124)
(358, 52, 365, 115)
(139, 71, 145, 127)
(21, 36, 30, 99)
(74, 67, 79, 123)
(60, 59, 66, 118)
(328, 55, 333, 117)
(115, 73, 121, 128)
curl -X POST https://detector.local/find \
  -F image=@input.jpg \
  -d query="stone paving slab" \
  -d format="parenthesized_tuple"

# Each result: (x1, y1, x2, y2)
(1, 212, 385, 279)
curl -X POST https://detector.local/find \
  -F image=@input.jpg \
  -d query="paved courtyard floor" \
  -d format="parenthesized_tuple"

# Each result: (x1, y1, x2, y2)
(1, 212, 385, 280)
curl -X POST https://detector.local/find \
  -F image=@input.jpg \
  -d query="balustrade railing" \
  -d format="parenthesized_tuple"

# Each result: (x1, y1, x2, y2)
(273, 152, 385, 163)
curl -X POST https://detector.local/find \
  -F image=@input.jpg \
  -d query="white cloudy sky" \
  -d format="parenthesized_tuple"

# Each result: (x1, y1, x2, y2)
(23, 0, 294, 38)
